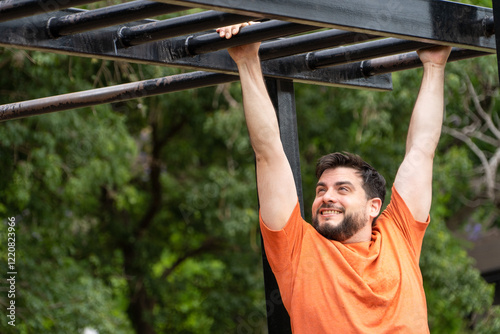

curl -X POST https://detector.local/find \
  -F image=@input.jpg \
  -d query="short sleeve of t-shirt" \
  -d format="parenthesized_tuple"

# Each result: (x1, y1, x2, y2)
(378, 186, 429, 259)
(259, 200, 306, 273)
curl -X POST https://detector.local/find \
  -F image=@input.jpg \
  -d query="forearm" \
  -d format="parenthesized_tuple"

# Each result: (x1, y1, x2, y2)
(394, 56, 448, 221)
(221, 25, 297, 229)
(405, 63, 446, 157)
(236, 56, 282, 160)
(235, 53, 297, 229)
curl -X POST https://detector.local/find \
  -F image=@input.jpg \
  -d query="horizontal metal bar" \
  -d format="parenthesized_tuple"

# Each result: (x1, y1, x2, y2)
(159, 0, 496, 52)
(0, 9, 391, 90)
(1, 47, 488, 122)
(2, 48, 486, 122)
(308, 38, 429, 69)
(47, 1, 190, 37)
(259, 30, 381, 61)
(0, 71, 237, 122)
(0, 0, 98, 22)
(361, 47, 492, 77)
(186, 20, 318, 55)
(118, 10, 257, 47)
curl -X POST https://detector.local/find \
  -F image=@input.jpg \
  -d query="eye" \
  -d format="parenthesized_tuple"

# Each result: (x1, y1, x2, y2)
(338, 186, 350, 193)
(316, 188, 326, 195)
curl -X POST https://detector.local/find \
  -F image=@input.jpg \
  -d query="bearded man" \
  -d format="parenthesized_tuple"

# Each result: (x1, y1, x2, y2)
(218, 23, 451, 333)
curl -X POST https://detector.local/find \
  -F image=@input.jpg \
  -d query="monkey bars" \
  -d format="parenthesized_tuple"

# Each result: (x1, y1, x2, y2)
(0, 1, 496, 121)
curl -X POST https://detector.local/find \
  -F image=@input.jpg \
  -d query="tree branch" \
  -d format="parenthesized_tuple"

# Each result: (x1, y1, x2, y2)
(443, 126, 495, 199)
(465, 74, 500, 140)
(160, 238, 223, 280)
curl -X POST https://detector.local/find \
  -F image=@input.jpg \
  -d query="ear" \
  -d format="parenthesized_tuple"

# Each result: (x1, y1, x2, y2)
(367, 197, 382, 219)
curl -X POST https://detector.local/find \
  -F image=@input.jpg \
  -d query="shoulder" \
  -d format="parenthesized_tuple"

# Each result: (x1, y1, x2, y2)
(377, 186, 429, 257)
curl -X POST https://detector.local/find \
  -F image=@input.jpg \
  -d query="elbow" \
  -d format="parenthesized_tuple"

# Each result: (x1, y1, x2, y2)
(405, 144, 436, 162)
(406, 135, 439, 158)
(253, 139, 285, 165)
(250, 127, 282, 160)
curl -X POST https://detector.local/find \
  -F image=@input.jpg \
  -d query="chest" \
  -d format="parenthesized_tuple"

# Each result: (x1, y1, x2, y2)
(292, 230, 420, 302)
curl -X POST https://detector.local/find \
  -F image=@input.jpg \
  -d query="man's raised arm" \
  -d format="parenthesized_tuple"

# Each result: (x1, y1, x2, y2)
(218, 24, 297, 230)
(394, 46, 452, 222)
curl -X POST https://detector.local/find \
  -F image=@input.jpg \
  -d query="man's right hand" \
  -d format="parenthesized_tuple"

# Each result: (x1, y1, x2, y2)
(216, 23, 261, 64)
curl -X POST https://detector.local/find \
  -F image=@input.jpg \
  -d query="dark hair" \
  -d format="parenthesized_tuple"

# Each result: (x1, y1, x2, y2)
(315, 152, 386, 207)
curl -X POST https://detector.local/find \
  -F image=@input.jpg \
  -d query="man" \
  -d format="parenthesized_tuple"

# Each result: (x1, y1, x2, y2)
(218, 23, 451, 333)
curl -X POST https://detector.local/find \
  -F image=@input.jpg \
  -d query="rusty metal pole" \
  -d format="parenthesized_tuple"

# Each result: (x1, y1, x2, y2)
(0, 71, 237, 122)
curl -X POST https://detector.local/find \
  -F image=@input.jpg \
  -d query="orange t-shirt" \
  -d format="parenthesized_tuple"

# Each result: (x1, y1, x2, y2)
(260, 187, 429, 333)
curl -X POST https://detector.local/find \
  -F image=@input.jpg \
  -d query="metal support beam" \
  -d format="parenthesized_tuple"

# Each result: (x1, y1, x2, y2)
(493, 0, 500, 85)
(0, 0, 98, 22)
(47, 1, 190, 37)
(0, 71, 236, 122)
(261, 78, 303, 334)
(159, 0, 496, 52)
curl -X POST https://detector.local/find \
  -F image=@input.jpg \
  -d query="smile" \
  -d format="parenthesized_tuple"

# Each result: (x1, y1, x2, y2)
(319, 208, 343, 215)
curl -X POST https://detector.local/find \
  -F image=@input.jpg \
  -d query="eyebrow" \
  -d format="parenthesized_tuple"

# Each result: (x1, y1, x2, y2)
(316, 181, 356, 189)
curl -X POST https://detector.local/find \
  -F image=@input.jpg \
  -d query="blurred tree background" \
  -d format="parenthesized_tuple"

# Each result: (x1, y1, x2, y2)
(1, 0, 500, 333)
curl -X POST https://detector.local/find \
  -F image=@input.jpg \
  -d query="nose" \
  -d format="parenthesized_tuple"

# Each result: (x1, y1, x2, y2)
(322, 188, 338, 204)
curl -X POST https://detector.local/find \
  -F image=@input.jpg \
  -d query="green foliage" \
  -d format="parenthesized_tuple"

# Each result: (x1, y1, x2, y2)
(1, 48, 264, 333)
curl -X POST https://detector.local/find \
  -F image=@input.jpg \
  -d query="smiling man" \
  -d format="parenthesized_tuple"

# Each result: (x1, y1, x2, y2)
(312, 155, 386, 243)
(218, 23, 451, 333)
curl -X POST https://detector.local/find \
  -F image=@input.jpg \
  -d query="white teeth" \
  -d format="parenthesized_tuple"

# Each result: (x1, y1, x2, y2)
(322, 210, 341, 215)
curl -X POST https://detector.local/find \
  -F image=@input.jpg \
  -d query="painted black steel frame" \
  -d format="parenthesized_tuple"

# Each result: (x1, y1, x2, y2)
(0, 1, 499, 333)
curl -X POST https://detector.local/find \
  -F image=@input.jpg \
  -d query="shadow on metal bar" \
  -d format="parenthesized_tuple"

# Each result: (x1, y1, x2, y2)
(47, 1, 190, 38)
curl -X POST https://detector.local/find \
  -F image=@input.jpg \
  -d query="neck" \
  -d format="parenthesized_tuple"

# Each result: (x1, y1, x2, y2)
(342, 224, 373, 244)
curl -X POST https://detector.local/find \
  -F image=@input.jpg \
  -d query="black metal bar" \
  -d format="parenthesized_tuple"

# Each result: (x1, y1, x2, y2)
(47, 1, 190, 38)
(307, 38, 429, 69)
(252, 38, 427, 81)
(0, 9, 392, 91)
(0, 71, 236, 122)
(262, 78, 303, 334)
(361, 48, 490, 77)
(118, 10, 257, 47)
(186, 20, 318, 55)
(493, 0, 500, 85)
(259, 30, 381, 61)
(0, 0, 98, 22)
(187, 26, 379, 60)
(171, 23, 379, 60)
(158, 0, 496, 52)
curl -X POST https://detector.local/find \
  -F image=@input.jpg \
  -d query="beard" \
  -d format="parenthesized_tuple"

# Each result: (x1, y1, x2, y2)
(312, 204, 368, 242)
